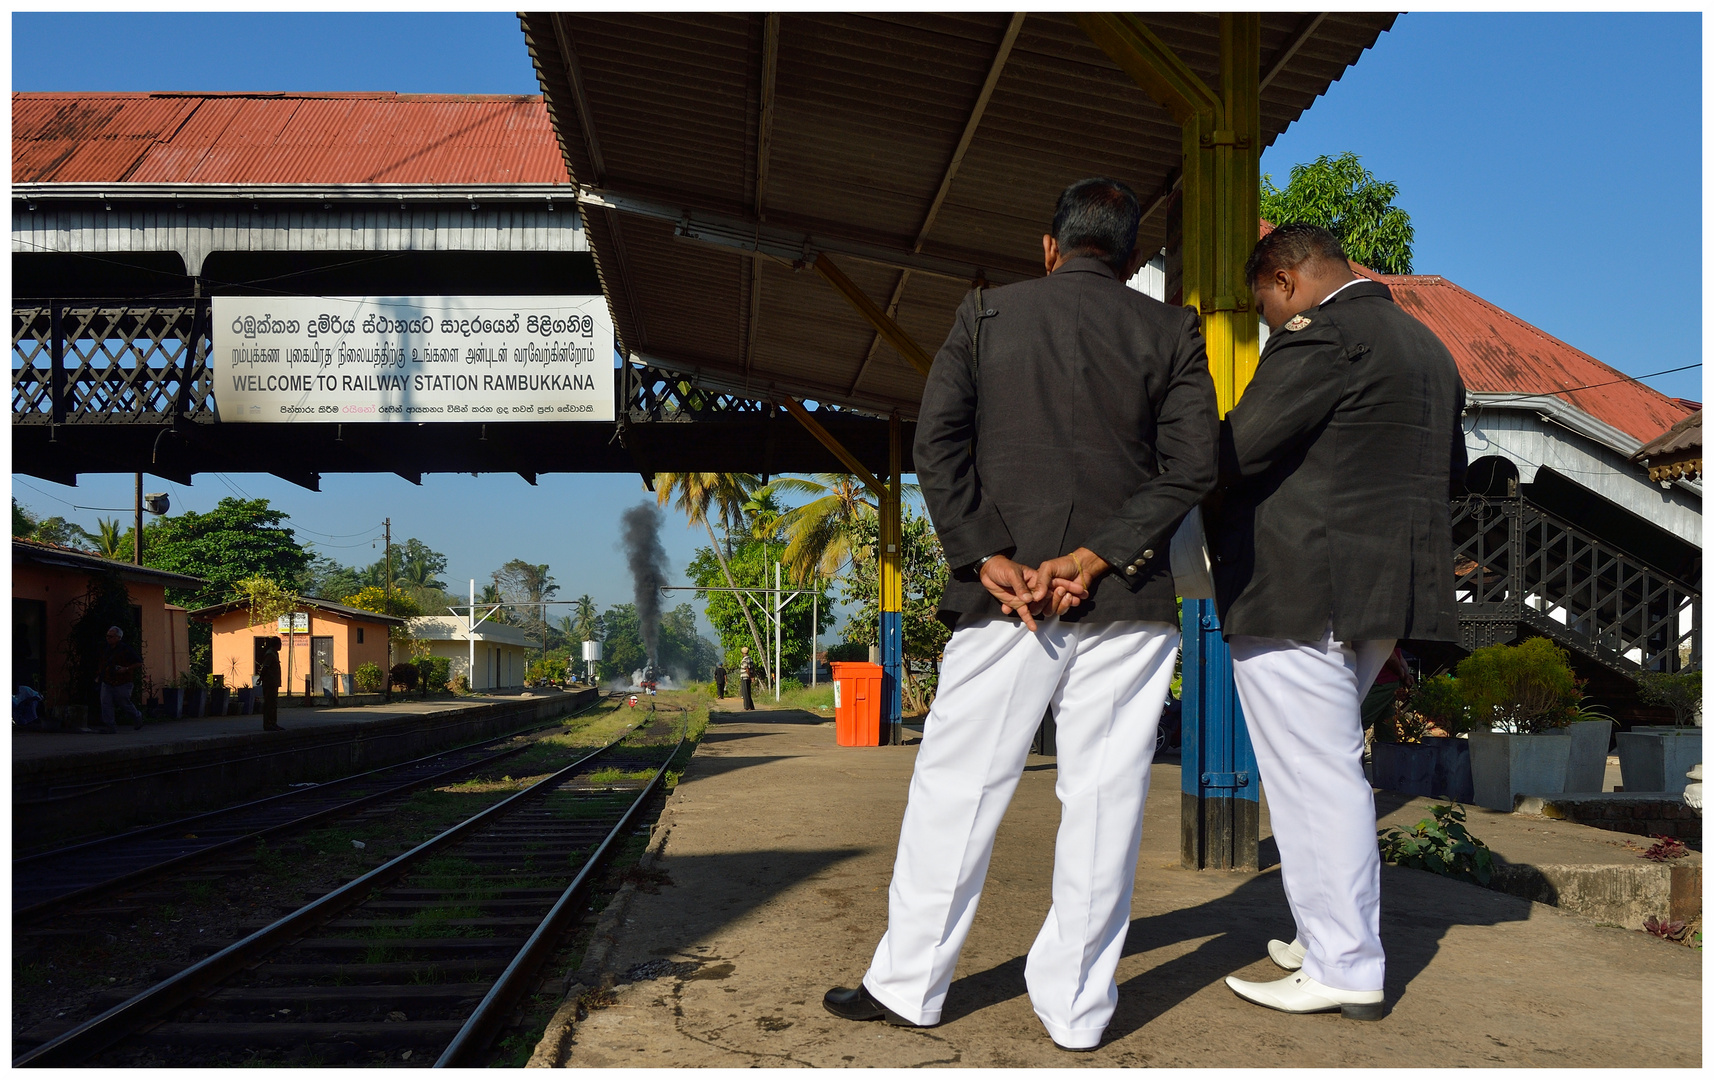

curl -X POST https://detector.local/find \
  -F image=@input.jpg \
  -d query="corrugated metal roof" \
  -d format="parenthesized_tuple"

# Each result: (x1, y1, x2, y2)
(1356, 267, 1695, 445)
(13, 93, 571, 185)
(522, 12, 1397, 417)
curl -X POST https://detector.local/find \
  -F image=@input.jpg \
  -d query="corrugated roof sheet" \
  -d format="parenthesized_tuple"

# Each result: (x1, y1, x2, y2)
(522, 12, 1397, 417)
(13, 93, 571, 185)
(1355, 267, 1695, 445)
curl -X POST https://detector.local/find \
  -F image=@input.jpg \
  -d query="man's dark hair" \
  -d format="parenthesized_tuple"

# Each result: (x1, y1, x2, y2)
(1051, 178, 1141, 273)
(1244, 222, 1348, 285)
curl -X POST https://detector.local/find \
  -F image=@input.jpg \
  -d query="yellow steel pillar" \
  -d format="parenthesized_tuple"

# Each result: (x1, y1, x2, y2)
(1079, 12, 1262, 870)
(879, 412, 904, 745)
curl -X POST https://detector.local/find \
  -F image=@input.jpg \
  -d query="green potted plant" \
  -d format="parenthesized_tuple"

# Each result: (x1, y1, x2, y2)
(1412, 674, 1476, 801)
(1460, 638, 1585, 810)
(1619, 670, 1702, 794)
(176, 671, 206, 717)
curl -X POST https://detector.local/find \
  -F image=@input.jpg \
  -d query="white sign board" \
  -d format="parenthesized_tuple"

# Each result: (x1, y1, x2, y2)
(212, 296, 614, 423)
(278, 613, 309, 633)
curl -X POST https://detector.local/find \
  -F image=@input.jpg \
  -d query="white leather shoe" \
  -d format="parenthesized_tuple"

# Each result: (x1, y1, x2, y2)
(1267, 938, 1305, 971)
(1225, 972, 1384, 1020)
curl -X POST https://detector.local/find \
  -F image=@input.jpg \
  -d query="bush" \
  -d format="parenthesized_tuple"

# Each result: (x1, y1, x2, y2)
(389, 662, 419, 692)
(353, 662, 385, 694)
(1455, 638, 1580, 734)
(1402, 673, 1470, 737)
(418, 655, 451, 693)
(778, 677, 804, 695)
(1378, 803, 1494, 886)
(528, 656, 569, 685)
(1635, 670, 1702, 727)
(453, 674, 471, 694)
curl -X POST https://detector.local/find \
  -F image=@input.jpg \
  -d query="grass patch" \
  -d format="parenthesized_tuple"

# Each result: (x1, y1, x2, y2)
(585, 766, 657, 785)
(771, 682, 836, 714)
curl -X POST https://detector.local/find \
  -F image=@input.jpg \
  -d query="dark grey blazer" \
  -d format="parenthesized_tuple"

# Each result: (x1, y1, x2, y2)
(915, 257, 1219, 628)
(1209, 280, 1467, 642)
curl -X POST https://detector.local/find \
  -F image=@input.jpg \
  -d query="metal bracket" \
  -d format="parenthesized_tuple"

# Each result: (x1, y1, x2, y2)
(1200, 772, 1251, 790)
(1199, 130, 1250, 149)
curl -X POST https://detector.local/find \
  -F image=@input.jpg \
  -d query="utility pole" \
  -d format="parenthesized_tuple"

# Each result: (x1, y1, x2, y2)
(383, 518, 393, 601)
(133, 473, 143, 565)
(774, 562, 783, 702)
(811, 582, 818, 688)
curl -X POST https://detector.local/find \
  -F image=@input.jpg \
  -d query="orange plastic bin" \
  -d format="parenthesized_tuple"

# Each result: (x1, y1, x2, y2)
(829, 661, 884, 746)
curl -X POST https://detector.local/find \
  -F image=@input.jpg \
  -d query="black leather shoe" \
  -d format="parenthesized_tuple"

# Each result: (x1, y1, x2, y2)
(822, 984, 926, 1027)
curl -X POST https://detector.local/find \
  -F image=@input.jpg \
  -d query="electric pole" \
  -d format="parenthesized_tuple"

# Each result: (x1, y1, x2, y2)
(384, 518, 393, 602)
(133, 473, 143, 565)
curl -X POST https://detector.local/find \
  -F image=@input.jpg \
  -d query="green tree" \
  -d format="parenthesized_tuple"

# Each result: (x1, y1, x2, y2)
(1260, 152, 1415, 275)
(13, 498, 95, 550)
(598, 601, 721, 684)
(598, 603, 647, 683)
(91, 518, 128, 561)
(837, 507, 951, 707)
(303, 554, 365, 601)
(687, 534, 833, 683)
(568, 594, 602, 643)
(142, 498, 312, 676)
(655, 472, 773, 680)
(758, 473, 898, 582)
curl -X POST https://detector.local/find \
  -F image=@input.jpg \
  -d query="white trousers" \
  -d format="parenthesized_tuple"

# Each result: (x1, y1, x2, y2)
(1229, 626, 1394, 993)
(864, 616, 1178, 1048)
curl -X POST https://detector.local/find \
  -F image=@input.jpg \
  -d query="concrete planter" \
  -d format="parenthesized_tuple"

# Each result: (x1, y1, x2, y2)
(1616, 730, 1702, 795)
(235, 687, 254, 714)
(208, 686, 230, 716)
(1563, 719, 1614, 793)
(183, 686, 206, 718)
(1469, 731, 1572, 811)
(1372, 741, 1438, 795)
(159, 688, 184, 719)
(1424, 736, 1476, 802)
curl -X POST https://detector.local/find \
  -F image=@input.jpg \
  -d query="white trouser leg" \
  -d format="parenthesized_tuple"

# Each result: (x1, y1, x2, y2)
(1024, 621, 1178, 1049)
(864, 617, 1069, 1024)
(1230, 627, 1393, 993)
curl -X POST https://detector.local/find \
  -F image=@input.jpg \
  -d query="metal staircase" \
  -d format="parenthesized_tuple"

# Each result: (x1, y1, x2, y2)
(1451, 494, 1700, 676)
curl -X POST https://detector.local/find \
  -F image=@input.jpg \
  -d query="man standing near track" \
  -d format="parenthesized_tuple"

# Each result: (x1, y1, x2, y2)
(713, 659, 728, 699)
(738, 647, 756, 711)
(96, 625, 144, 733)
(1212, 223, 1465, 1020)
(258, 636, 283, 732)
(823, 177, 1218, 1051)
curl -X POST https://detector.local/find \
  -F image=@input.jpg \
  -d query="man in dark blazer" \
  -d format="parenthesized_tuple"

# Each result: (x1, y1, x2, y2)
(1211, 223, 1466, 1020)
(823, 178, 1218, 1051)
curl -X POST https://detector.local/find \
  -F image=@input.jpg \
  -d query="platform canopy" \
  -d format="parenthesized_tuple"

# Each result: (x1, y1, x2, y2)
(519, 12, 1395, 418)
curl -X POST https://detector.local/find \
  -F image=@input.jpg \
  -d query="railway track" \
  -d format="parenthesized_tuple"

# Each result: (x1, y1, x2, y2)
(16, 709, 687, 1068)
(14, 696, 609, 923)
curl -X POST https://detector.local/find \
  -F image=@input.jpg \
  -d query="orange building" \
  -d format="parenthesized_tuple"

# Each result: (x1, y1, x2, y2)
(12, 539, 201, 708)
(192, 597, 402, 695)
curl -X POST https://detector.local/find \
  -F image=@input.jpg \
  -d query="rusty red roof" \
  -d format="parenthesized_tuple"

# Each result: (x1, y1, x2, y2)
(1631, 409, 1701, 462)
(13, 92, 571, 185)
(1356, 268, 1694, 445)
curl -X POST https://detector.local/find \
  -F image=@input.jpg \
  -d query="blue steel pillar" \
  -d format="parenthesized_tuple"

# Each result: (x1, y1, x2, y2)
(879, 413, 904, 744)
(1179, 598, 1259, 869)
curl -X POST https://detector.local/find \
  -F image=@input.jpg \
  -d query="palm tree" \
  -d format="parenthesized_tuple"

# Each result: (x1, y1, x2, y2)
(568, 594, 602, 643)
(758, 473, 908, 583)
(92, 518, 128, 561)
(655, 472, 773, 682)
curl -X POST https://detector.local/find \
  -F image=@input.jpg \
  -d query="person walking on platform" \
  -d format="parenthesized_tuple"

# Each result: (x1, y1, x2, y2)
(258, 636, 283, 732)
(96, 625, 145, 733)
(738, 647, 756, 711)
(1211, 223, 1465, 1020)
(713, 660, 728, 699)
(823, 178, 1218, 1052)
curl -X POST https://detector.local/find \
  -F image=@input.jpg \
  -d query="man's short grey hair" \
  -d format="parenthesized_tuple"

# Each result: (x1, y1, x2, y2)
(107, 626, 124, 639)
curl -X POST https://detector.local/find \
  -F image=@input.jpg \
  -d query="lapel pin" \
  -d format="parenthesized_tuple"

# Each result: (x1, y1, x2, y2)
(1283, 314, 1312, 332)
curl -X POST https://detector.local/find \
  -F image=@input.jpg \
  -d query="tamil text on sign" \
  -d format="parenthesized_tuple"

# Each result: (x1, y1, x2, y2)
(212, 296, 615, 423)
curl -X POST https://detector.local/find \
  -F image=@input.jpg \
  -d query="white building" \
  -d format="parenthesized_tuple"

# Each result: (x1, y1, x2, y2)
(408, 616, 536, 692)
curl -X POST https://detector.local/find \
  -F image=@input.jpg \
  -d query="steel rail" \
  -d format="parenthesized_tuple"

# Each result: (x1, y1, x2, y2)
(436, 732, 684, 1066)
(12, 721, 642, 1068)
(13, 697, 608, 924)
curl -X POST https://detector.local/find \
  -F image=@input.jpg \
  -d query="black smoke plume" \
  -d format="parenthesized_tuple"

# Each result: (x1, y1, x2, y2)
(619, 502, 670, 663)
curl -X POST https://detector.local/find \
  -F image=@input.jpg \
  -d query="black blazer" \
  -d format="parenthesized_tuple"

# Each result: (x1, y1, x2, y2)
(1210, 280, 1467, 642)
(915, 257, 1219, 627)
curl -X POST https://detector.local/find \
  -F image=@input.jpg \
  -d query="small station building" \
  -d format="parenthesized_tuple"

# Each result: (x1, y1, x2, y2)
(408, 616, 534, 692)
(12, 538, 201, 708)
(191, 596, 400, 695)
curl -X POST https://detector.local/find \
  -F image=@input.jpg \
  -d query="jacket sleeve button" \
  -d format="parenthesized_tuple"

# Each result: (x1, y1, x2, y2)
(1124, 565, 1137, 576)
(1142, 549, 1154, 560)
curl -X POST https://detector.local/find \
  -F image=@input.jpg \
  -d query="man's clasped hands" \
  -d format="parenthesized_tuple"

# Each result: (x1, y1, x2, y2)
(978, 546, 1113, 632)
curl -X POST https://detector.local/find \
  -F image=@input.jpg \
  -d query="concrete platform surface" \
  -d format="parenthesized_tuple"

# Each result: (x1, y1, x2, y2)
(537, 709, 1701, 1068)
(11, 691, 563, 765)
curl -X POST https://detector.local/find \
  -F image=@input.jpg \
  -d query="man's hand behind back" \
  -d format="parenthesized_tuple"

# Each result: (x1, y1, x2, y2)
(979, 555, 1048, 632)
(1040, 548, 1111, 616)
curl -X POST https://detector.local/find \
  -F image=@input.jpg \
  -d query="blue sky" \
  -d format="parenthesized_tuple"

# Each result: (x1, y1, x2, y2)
(11, 12, 1703, 636)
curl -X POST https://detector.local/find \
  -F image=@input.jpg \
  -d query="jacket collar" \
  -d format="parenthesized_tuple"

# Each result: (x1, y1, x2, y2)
(1050, 255, 1121, 280)
(1318, 278, 1393, 307)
